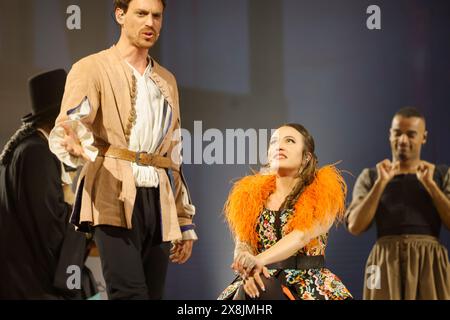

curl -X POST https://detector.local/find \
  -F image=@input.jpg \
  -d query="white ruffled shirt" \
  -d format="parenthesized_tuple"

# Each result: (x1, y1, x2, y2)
(49, 61, 172, 188)
(48, 59, 197, 241)
(49, 97, 98, 168)
(37, 128, 73, 185)
(127, 61, 172, 188)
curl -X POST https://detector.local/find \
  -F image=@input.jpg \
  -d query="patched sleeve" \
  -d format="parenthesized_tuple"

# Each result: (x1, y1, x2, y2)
(48, 59, 101, 168)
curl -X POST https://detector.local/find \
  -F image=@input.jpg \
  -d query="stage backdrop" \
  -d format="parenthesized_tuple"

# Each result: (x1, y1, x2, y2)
(0, 0, 449, 299)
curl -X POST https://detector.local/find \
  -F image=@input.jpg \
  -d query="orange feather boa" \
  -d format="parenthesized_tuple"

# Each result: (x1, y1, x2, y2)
(224, 165, 347, 249)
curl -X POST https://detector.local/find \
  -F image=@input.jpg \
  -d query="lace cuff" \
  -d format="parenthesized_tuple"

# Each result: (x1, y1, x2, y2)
(49, 97, 98, 168)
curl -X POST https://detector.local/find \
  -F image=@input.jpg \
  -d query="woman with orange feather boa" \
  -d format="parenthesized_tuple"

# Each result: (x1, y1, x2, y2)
(218, 123, 352, 300)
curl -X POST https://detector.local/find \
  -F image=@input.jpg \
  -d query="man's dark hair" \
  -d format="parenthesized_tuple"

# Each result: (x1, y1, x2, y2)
(394, 107, 425, 121)
(114, 0, 166, 13)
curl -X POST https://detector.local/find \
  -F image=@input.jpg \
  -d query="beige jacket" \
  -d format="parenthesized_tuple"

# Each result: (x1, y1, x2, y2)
(53, 46, 195, 242)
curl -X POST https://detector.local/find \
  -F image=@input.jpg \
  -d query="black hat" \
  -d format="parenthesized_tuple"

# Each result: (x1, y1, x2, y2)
(22, 69, 67, 125)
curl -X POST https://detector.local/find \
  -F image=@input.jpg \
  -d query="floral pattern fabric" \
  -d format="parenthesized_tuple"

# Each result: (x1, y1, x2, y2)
(218, 208, 352, 300)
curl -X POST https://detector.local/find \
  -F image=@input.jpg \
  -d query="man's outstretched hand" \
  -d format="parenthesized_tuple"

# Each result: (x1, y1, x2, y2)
(60, 123, 91, 162)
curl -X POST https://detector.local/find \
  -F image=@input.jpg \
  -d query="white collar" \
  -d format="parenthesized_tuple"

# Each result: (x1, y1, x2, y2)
(126, 56, 152, 78)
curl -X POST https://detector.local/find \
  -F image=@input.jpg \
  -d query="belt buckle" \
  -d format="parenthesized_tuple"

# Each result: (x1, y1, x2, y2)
(135, 151, 145, 166)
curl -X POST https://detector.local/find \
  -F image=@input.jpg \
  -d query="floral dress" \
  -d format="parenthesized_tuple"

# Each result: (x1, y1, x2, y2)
(218, 208, 352, 300)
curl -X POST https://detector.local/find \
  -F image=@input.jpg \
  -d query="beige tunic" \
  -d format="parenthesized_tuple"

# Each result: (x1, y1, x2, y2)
(50, 46, 196, 242)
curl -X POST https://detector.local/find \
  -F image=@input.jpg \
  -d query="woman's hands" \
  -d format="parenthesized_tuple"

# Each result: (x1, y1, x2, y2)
(231, 251, 258, 278)
(231, 251, 270, 298)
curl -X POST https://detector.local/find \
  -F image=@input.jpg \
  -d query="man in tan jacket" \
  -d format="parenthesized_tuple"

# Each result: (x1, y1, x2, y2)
(49, 0, 197, 299)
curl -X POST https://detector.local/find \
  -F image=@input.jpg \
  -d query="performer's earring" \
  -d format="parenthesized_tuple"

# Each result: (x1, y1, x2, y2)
(297, 153, 311, 177)
(303, 153, 311, 166)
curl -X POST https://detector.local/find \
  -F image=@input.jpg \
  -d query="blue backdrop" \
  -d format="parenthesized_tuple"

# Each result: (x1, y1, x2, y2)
(0, 0, 448, 300)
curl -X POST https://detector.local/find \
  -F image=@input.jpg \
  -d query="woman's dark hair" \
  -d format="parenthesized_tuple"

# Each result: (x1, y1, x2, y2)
(277, 123, 319, 211)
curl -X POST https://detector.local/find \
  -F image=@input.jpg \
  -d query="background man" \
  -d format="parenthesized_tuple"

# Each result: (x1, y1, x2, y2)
(346, 107, 450, 300)
(0, 69, 93, 299)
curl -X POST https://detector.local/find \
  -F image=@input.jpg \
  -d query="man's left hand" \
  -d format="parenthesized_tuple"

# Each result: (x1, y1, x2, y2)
(417, 160, 437, 192)
(170, 240, 194, 264)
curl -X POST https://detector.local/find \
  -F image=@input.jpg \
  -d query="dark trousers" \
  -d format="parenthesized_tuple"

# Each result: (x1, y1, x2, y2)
(94, 187, 170, 300)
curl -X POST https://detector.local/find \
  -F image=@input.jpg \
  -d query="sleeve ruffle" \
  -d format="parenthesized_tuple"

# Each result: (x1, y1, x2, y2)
(49, 97, 98, 168)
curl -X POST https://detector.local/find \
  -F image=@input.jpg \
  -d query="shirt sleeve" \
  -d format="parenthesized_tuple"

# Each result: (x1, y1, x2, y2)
(48, 58, 101, 168)
(49, 98, 98, 168)
(164, 71, 198, 240)
(181, 229, 198, 241)
(442, 167, 450, 199)
(169, 122, 198, 240)
(344, 168, 375, 228)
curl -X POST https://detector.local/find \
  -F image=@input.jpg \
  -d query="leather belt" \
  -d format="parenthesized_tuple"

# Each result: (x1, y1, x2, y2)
(97, 145, 179, 171)
(267, 255, 325, 270)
